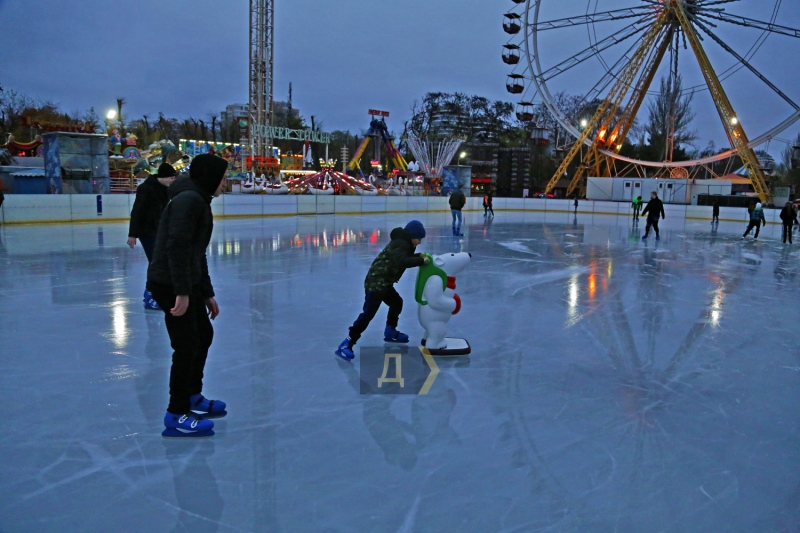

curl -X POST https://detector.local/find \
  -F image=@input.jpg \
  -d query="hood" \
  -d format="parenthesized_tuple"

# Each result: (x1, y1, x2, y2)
(755, 202, 762, 209)
(390, 227, 412, 242)
(190, 154, 228, 196)
(168, 176, 207, 201)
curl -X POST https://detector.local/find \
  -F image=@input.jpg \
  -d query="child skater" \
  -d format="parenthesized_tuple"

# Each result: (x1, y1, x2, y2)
(336, 220, 431, 361)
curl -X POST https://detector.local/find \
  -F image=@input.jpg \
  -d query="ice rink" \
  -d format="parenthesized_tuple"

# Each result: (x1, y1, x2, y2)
(1, 210, 799, 532)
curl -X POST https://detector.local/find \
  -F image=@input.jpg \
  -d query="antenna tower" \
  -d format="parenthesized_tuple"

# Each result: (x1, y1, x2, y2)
(249, 0, 274, 161)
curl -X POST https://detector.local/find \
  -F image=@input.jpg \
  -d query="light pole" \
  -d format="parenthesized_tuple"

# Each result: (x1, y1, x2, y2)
(459, 151, 466, 165)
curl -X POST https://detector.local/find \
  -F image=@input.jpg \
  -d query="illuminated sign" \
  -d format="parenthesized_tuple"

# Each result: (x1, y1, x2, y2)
(368, 109, 390, 117)
(251, 125, 330, 144)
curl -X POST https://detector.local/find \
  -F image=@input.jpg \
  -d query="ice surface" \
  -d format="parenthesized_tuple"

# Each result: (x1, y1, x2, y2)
(1, 211, 799, 532)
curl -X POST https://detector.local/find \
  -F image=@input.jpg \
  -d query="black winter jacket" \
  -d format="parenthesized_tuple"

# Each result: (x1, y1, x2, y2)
(364, 227, 425, 292)
(128, 175, 170, 238)
(449, 190, 466, 210)
(147, 177, 215, 297)
(642, 198, 665, 221)
(780, 204, 798, 224)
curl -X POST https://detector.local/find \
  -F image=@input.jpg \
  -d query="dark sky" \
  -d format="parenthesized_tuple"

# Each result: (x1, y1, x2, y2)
(1, 0, 798, 159)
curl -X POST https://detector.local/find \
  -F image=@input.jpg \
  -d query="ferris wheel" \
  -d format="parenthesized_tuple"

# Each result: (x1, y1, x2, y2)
(503, 0, 800, 201)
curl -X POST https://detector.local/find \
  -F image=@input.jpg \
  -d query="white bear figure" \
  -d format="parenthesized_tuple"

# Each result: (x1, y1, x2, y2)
(416, 252, 472, 350)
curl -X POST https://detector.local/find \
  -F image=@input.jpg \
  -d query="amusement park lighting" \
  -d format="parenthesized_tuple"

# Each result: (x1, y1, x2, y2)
(580, 119, 588, 128)
(460, 152, 467, 158)
(730, 117, 739, 125)
(106, 110, 117, 120)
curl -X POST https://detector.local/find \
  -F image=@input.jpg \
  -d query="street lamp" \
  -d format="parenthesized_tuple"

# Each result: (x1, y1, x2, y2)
(459, 151, 467, 165)
(580, 119, 588, 128)
(106, 110, 117, 120)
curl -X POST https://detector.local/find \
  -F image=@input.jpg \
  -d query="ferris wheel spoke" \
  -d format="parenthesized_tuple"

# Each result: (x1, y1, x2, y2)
(694, 20, 799, 109)
(698, 12, 800, 39)
(577, 36, 647, 110)
(528, 7, 651, 32)
(673, 3, 770, 202)
(538, 19, 651, 82)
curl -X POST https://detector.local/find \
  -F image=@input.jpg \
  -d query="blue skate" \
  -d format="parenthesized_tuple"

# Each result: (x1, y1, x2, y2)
(384, 326, 409, 343)
(335, 338, 355, 361)
(189, 394, 227, 419)
(162, 412, 214, 438)
(143, 289, 160, 310)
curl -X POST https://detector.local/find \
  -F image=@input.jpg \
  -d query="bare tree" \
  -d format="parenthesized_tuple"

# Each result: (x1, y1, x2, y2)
(645, 75, 697, 161)
(209, 114, 218, 142)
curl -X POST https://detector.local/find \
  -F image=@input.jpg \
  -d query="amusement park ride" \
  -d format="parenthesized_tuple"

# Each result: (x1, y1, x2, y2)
(504, 0, 800, 203)
(349, 110, 408, 173)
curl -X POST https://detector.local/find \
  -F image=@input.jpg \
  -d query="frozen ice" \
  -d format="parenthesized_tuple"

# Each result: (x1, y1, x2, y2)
(1, 211, 799, 532)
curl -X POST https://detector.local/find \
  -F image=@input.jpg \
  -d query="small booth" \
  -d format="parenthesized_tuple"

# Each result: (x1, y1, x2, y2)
(42, 132, 110, 194)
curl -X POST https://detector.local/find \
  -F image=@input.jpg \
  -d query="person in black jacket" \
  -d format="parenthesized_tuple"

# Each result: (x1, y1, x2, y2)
(641, 191, 666, 241)
(449, 186, 466, 236)
(779, 201, 798, 244)
(128, 162, 176, 309)
(712, 201, 720, 224)
(147, 154, 228, 438)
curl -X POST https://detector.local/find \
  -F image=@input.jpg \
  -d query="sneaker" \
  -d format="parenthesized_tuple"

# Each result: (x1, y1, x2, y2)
(162, 412, 214, 438)
(335, 338, 355, 361)
(384, 326, 410, 343)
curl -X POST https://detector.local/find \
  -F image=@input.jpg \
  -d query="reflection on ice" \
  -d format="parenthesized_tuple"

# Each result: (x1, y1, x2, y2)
(1, 213, 799, 532)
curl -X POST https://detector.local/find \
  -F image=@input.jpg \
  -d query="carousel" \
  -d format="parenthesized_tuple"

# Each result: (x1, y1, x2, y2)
(284, 160, 378, 195)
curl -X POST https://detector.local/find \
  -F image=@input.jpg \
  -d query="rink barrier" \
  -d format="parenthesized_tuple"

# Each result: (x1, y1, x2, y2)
(0, 194, 781, 225)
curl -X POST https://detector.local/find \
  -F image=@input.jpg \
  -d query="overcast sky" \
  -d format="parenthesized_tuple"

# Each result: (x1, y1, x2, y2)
(1, 0, 799, 159)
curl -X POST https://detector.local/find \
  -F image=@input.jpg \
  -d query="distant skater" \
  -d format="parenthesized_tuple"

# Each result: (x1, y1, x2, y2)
(147, 154, 229, 438)
(483, 192, 494, 218)
(712, 202, 720, 224)
(450, 186, 466, 236)
(336, 221, 430, 361)
(641, 191, 665, 241)
(632, 195, 642, 221)
(780, 201, 797, 244)
(574, 197, 579, 215)
(128, 162, 176, 309)
(742, 202, 766, 240)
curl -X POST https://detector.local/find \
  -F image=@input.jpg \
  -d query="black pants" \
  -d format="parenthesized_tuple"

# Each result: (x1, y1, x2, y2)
(140, 234, 157, 263)
(783, 222, 793, 243)
(484, 205, 494, 216)
(712, 214, 719, 223)
(148, 283, 213, 414)
(633, 207, 640, 220)
(645, 217, 660, 237)
(743, 221, 761, 238)
(348, 288, 403, 345)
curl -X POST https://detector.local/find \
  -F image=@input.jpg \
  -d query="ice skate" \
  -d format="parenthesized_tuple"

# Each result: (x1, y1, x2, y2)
(383, 326, 409, 343)
(335, 338, 355, 361)
(162, 412, 214, 438)
(143, 289, 160, 310)
(189, 394, 227, 419)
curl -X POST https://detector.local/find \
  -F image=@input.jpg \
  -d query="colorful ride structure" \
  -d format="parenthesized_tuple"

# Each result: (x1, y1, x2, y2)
(286, 160, 378, 195)
(348, 110, 407, 173)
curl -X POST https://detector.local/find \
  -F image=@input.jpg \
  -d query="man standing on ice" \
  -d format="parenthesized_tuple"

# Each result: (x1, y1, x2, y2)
(641, 191, 665, 241)
(147, 154, 228, 438)
(128, 162, 176, 309)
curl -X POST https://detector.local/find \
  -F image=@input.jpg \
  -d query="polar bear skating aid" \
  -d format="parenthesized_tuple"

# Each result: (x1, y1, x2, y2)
(415, 252, 472, 355)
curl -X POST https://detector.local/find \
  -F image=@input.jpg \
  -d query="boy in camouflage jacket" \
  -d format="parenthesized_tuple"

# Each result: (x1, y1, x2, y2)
(336, 220, 430, 361)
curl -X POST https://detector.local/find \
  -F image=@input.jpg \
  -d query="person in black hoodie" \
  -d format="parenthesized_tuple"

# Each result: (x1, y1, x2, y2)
(780, 201, 798, 244)
(641, 191, 665, 241)
(128, 162, 176, 309)
(147, 154, 228, 438)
